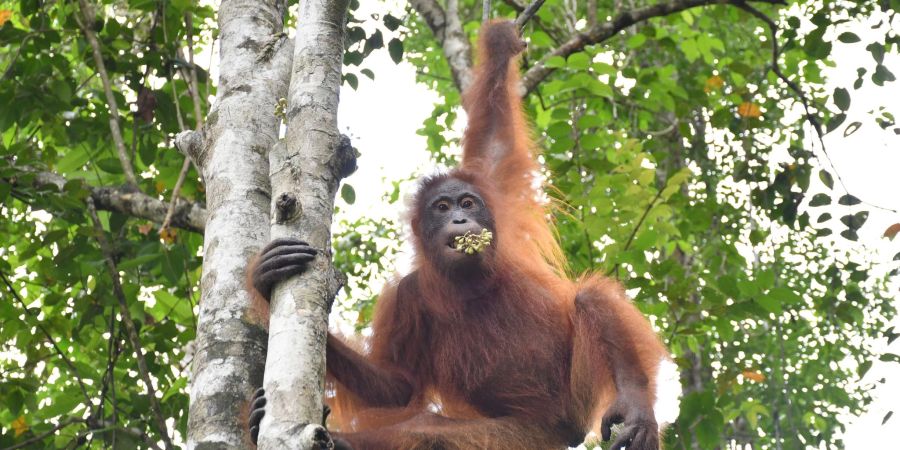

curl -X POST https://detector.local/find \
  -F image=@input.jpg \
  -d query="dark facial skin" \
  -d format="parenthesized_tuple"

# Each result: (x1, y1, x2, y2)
(418, 178, 496, 275)
(246, 178, 495, 449)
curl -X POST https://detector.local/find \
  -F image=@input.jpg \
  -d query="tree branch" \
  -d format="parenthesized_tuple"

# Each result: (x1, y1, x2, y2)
(610, 188, 664, 278)
(86, 199, 175, 450)
(257, 0, 350, 446)
(75, 0, 139, 186)
(410, 0, 473, 91)
(520, 0, 787, 94)
(6, 169, 207, 232)
(514, 0, 547, 29)
(2, 418, 82, 450)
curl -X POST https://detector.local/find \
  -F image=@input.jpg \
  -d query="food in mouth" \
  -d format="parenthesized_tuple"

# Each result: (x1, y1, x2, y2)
(452, 229, 493, 254)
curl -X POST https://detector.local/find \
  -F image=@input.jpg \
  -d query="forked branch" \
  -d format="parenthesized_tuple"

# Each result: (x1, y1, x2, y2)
(520, 0, 787, 94)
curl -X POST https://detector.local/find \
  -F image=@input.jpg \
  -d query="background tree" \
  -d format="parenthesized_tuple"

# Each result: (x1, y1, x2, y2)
(1, 1, 898, 449)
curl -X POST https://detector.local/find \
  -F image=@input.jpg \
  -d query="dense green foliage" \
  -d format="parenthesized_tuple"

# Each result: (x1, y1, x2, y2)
(1, 0, 898, 449)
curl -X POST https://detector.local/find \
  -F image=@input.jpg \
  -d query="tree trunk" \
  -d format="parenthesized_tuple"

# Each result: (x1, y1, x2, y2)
(256, 0, 351, 448)
(179, 1, 293, 448)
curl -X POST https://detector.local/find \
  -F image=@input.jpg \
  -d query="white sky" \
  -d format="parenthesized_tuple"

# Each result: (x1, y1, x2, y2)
(332, 3, 900, 448)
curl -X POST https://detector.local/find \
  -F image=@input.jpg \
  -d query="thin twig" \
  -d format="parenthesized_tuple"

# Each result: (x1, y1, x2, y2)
(515, 0, 547, 29)
(520, 0, 787, 94)
(1, 32, 40, 81)
(71, 421, 164, 450)
(161, 13, 206, 235)
(587, 0, 598, 28)
(610, 188, 665, 278)
(74, 0, 138, 186)
(86, 199, 175, 450)
(2, 418, 82, 450)
(734, 1, 898, 214)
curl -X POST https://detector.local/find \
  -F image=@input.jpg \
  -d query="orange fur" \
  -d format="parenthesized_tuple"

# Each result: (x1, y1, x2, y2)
(319, 20, 671, 450)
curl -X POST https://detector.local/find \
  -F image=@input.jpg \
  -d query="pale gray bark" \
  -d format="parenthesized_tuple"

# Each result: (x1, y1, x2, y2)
(183, 0, 293, 448)
(409, 0, 473, 92)
(256, 0, 351, 447)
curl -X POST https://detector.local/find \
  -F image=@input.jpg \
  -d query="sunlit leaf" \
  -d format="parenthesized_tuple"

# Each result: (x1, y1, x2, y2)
(737, 102, 761, 118)
(12, 416, 28, 437)
(704, 75, 724, 93)
(741, 370, 765, 383)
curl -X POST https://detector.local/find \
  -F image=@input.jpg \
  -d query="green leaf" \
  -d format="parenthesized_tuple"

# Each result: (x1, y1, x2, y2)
(837, 194, 861, 206)
(529, 31, 554, 47)
(567, 53, 590, 71)
(545, 56, 566, 69)
(696, 410, 724, 448)
(859, 360, 873, 377)
(873, 64, 896, 86)
(387, 38, 403, 64)
(755, 291, 782, 314)
(833, 87, 850, 111)
(383, 14, 402, 31)
(360, 68, 374, 80)
(680, 38, 700, 62)
(818, 170, 834, 189)
(809, 193, 830, 207)
(341, 184, 356, 204)
(827, 113, 846, 133)
(718, 275, 740, 298)
(844, 121, 862, 137)
(42, 393, 84, 419)
(841, 229, 859, 241)
(363, 29, 384, 54)
(154, 290, 193, 323)
(817, 213, 831, 223)
(867, 42, 885, 64)
(840, 211, 869, 230)
(837, 32, 860, 43)
(96, 157, 124, 174)
(344, 73, 358, 90)
(627, 34, 647, 49)
(118, 253, 161, 270)
(769, 286, 802, 305)
(57, 150, 91, 173)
